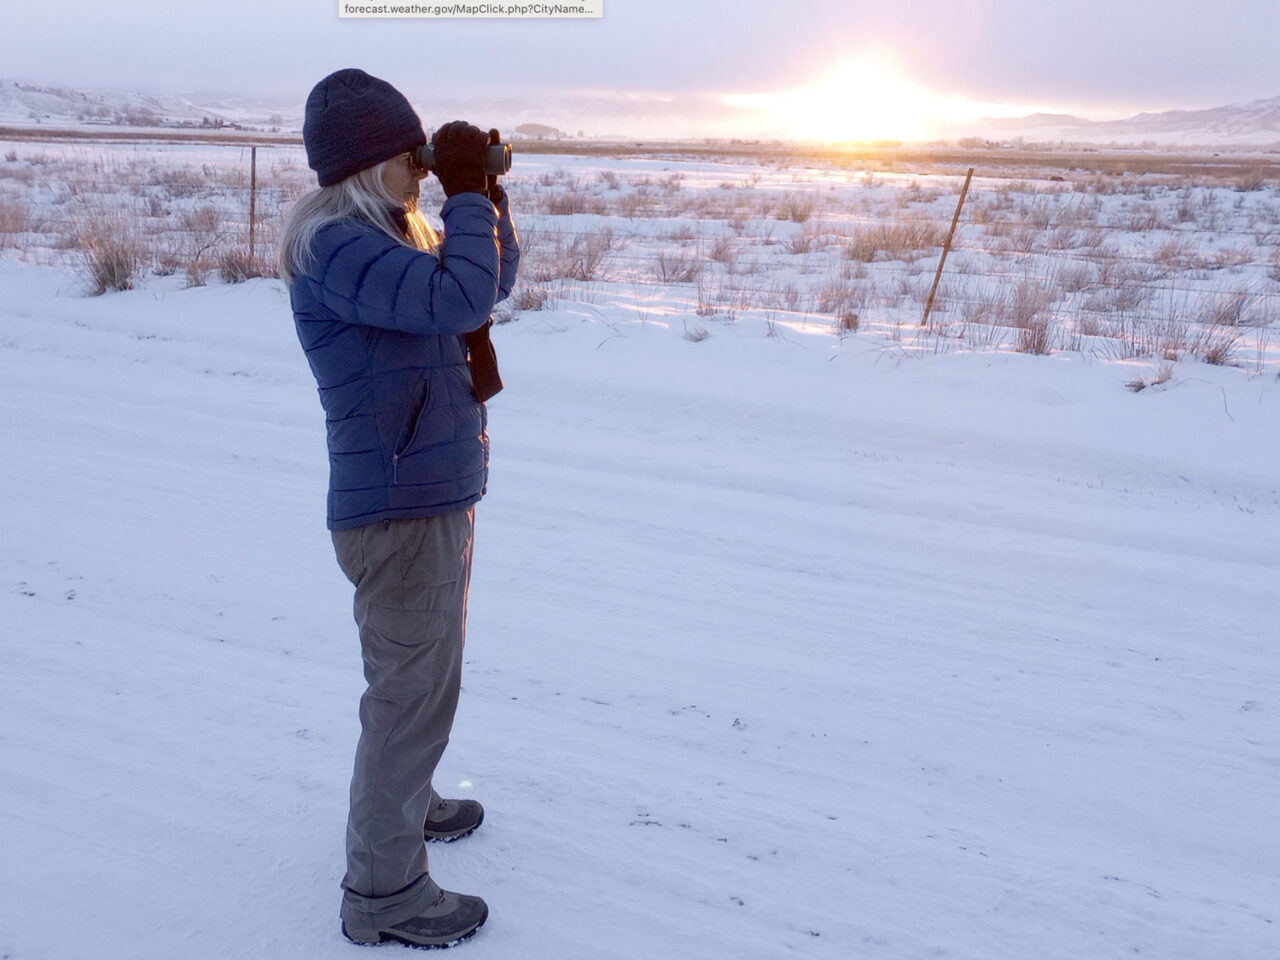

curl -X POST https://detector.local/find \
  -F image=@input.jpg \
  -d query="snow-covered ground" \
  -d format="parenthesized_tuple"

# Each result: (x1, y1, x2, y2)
(1, 245, 1277, 959)
(3, 140, 1277, 379)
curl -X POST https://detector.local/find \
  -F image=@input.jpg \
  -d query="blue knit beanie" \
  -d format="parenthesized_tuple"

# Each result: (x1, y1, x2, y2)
(303, 68, 426, 187)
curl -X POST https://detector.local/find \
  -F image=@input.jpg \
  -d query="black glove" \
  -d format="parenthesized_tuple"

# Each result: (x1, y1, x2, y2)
(431, 120, 487, 198)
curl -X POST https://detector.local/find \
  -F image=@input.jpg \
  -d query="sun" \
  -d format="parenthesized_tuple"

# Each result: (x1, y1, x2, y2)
(723, 54, 1019, 143)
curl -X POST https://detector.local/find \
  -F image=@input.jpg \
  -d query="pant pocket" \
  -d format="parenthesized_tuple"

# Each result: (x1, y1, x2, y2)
(393, 513, 473, 609)
(360, 603, 454, 698)
(332, 526, 366, 585)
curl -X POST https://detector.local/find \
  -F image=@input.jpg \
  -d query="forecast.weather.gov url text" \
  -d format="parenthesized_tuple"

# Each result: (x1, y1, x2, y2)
(339, 1, 601, 17)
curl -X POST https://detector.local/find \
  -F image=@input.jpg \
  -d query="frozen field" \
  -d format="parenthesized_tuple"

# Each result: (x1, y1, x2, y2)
(1, 145, 1278, 959)
(1, 138, 1278, 374)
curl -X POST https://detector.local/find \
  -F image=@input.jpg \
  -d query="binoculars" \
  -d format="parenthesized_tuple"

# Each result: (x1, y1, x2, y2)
(414, 128, 512, 178)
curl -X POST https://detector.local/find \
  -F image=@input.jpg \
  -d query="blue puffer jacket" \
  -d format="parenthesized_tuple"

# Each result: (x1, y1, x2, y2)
(289, 191, 520, 530)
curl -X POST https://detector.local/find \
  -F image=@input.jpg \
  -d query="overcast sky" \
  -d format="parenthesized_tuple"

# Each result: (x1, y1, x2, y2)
(10, 0, 1280, 132)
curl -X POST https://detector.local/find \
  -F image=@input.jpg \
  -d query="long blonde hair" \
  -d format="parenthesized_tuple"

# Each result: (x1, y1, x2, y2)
(278, 159, 440, 284)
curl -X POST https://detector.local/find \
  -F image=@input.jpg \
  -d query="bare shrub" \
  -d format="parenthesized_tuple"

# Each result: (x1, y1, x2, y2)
(1016, 197, 1054, 230)
(788, 231, 817, 255)
(0, 164, 36, 185)
(1111, 282, 1152, 313)
(1123, 286, 1247, 366)
(844, 221, 946, 262)
(775, 192, 815, 223)
(959, 286, 1003, 326)
(1153, 239, 1196, 272)
(1235, 168, 1267, 192)
(765, 282, 803, 312)
(1073, 308, 1107, 338)
(707, 235, 737, 267)
(816, 277, 865, 315)
(153, 247, 183, 277)
(1199, 325, 1241, 365)
(562, 230, 616, 281)
(544, 189, 588, 216)
(1123, 203, 1165, 231)
(843, 230, 880, 262)
(0, 197, 31, 247)
(159, 166, 207, 199)
(218, 246, 275, 283)
(618, 189, 653, 219)
(695, 280, 718, 317)
(1005, 279, 1057, 329)
(656, 248, 702, 283)
(1058, 262, 1094, 292)
(1210, 246, 1253, 271)
(511, 283, 552, 311)
(1015, 314, 1054, 355)
(1204, 291, 1249, 327)
(75, 216, 143, 294)
(834, 311, 859, 336)
(523, 230, 615, 283)
(181, 204, 222, 233)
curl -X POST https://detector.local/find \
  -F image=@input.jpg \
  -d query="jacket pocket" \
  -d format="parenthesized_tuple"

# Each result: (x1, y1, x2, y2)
(391, 377, 430, 485)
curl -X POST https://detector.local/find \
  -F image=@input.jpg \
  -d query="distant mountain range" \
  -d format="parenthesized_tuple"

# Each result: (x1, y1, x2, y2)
(2, 78, 1279, 147)
(953, 96, 1280, 146)
(0, 79, 295, 131)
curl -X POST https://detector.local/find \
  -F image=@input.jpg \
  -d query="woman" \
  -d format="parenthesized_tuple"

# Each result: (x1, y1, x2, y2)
(279, 68, 519, 948)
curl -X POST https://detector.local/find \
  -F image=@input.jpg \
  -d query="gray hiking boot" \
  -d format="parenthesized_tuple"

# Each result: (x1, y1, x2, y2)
(424, 797, 484, 843)
(342, 880, 488, 949)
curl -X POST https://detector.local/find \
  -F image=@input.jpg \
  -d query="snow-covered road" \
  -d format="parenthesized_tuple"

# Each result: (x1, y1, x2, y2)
(1, 260, 1276, 959)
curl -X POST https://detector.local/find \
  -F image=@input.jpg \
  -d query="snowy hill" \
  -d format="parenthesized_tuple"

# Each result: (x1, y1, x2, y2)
(959, 95, 1280, 146)
(0, 78, 296, 130)
(7, 76, 1280, 145)
(1, 253, 1277, 959)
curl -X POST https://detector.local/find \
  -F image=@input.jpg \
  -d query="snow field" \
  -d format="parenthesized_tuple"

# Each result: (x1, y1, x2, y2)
(1, 139, 1277, 373)
(1, 249, 1278, 959)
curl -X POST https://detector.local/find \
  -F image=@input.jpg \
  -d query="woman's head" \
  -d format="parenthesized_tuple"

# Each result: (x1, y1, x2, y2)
(303, 68, 426, 187)
(279, 69, 438, 284)
(379, 150, 429, 209)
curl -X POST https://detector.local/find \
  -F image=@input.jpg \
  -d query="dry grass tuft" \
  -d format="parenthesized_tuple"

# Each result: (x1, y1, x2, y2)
(844, 222, 947, 262)
(0, 197, 32, 247)
(656, 248, 702, 283)
(511, 283, 552, 312)
(775, 192, 815, 223)
(74, 215, 143, 294)
(217, 246, 275, 283)
(1126, 362, 1174, 392)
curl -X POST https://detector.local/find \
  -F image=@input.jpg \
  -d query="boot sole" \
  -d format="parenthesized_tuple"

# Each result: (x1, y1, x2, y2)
(424, 808, 484, 843)
(342, 905, 488, 950)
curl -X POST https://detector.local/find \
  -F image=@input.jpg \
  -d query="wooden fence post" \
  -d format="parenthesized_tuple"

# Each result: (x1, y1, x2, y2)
(922, 166, 974, 326)
(249, 145, 259, 263)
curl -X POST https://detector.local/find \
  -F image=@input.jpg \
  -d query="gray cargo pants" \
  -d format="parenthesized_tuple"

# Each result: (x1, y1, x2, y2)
(330, 508, 475, 937)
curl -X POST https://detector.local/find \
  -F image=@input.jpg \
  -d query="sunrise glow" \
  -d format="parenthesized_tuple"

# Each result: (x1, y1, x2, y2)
(724, 54, 1057, 143)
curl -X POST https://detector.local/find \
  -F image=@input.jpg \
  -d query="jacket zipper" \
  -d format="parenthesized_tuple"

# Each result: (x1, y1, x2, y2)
(391, 378, 430, 486)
